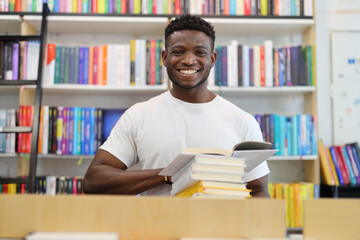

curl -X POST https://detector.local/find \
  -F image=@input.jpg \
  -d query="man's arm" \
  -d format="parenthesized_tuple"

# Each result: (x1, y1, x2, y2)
(246, 175, 270, 198)
(83, 149, 166, 194)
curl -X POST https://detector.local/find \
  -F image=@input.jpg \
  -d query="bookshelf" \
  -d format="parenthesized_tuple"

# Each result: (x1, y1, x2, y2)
(1, 3, 319, 197)
(0, 5, 49, 192)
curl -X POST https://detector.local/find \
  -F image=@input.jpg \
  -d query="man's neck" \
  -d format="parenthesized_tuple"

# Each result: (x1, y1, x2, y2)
(170, 86, 216, 103)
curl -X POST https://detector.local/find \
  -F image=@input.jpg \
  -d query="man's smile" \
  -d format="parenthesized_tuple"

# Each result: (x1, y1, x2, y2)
(178, 69, 200, 74)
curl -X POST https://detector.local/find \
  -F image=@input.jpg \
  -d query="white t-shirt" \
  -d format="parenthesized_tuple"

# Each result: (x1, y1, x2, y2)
(100, 91, 270, 195)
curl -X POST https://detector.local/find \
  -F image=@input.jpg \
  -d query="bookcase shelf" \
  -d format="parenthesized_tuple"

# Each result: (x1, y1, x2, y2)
(0, 80, 37, 86)
(209, 86, 315, 95)
(18, 15, 314, 35)
(205, 17, 313, 35)
(268, 155, 317, 161)
(38, 154, 94, 160)
(42, 84, 168, 94)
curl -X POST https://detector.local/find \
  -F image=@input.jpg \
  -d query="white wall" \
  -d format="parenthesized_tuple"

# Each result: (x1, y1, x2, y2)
(316, 0, 360, 145)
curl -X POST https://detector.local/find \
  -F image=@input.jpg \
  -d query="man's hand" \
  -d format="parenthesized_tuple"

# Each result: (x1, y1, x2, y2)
(246, 175, 270, 198)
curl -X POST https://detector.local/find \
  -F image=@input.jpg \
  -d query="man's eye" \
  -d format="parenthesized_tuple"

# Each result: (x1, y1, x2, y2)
(171, 51, 182, 55)
(197, 51, 207, 56)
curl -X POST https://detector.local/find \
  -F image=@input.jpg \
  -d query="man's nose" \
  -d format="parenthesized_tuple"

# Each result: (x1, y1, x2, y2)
(182, 52, 196, 65)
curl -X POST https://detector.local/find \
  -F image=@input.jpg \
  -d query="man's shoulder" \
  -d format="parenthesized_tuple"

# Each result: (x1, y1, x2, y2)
(217, 96, 254, 119)
(130, 91, 169, 110)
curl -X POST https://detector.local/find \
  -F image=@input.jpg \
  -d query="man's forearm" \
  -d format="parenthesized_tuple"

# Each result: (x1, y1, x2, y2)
(83, 164, 165, 195)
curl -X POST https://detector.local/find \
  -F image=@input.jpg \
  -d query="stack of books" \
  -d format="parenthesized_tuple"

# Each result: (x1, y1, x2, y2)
(171, 154, 250, 198)
(160, 141, 277, 199)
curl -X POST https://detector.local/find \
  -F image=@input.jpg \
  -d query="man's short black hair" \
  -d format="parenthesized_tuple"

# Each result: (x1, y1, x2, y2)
(164, 14, 216, 50)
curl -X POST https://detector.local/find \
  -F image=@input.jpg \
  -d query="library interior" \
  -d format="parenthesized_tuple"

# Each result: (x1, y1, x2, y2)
(0, 0, 360, 239)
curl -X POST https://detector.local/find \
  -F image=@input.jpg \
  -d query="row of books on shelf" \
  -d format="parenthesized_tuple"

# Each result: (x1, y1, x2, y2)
(319, 140, 360, 187)
(0, 106, 126, 154)
(0, 41, 40, 81)
(209, 42, 315, 87)
(255, 113, 317, 156)
(0, 0, 185, 14)
(44, 41, 167, 86)
(0, 0, 313, 17)
(268, 182, 319, 228)
(1, 108, 317, 157)
(0, 176, 84, 195)
(188, 0, 313, 16)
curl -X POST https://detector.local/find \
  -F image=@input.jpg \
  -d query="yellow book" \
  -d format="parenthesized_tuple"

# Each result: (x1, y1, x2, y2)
(300, 184, 308, 227)
(268, 182, 274, 198)
(275, 183, 284, 199)
(260, 0, 267, 16)
(318, 139, 336, 185)
(72, 0, 77, 13)
(326, 145, 340, 186)
(98, 0, 105, 13)
(176, 181, 250, 198)
(288, 183, 295, 228)
(293, 183, 301, 228)
(284, 183, 291, 228)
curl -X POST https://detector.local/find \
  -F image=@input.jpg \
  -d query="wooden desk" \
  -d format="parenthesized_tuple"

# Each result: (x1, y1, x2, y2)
(304, 199, 360, 240)
(0, 195, 285, 240)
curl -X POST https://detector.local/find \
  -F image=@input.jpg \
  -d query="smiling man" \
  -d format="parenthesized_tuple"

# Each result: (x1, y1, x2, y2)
(83, 15, 270, 197)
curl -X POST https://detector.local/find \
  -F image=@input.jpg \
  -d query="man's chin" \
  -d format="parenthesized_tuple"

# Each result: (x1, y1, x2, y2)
(171, 79, 207, 90)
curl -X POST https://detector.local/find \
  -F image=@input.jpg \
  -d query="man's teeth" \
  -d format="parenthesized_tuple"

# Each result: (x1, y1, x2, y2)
(179, 70, 197, 74)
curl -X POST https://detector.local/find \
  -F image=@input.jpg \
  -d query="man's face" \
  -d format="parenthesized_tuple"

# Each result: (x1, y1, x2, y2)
(162, 30, 217, 90)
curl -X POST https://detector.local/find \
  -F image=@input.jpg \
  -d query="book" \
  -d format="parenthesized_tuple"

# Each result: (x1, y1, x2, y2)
(175, 181, 251, 198)
(160, 141, 275, 177)
(318, 139, 336, 186)
(170, 154, 247, 194)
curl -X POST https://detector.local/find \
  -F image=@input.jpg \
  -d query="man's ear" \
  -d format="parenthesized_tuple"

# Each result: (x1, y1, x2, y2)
(161, 50, 167, 67)
(210, 51, 217, 68)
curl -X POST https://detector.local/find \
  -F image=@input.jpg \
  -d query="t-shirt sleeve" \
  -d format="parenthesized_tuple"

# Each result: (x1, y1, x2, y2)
(241, 114, 270, 182)
(99, 108, 138, 168)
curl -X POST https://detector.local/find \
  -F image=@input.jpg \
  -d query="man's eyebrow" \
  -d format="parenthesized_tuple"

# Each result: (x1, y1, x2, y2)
(170, 45, 208, 49)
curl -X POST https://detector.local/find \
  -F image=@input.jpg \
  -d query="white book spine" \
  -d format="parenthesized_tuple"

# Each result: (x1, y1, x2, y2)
(264, 40, 273, 87)
(142, 0, 147, 14)
(253, 45, 261, 87)
(237, 0, 244, 15)
(125, 44, 131, 86)
(140, 39, 147, 86)
(242, 45, 250, 87)
(135, 39, 141, 86)
(157, 0, 163, 14)
(231, 40, 238, 87)
(116, 45, 122, 86)
(284, 0, 291, 16)
(295, 0, 300, 16)
(36, 0, 42, 12)
(304, 0, 313, 16)
(67, 0, 72, 13)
